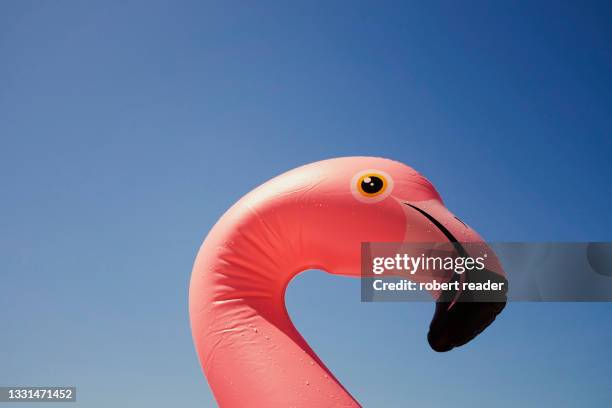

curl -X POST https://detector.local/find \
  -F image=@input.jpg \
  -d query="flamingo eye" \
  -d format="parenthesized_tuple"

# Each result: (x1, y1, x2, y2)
(358, 174, 386, 196)
(351, 170, 394, 203)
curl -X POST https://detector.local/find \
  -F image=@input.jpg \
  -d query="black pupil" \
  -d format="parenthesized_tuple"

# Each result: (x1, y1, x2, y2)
(361, 176, 384, 194)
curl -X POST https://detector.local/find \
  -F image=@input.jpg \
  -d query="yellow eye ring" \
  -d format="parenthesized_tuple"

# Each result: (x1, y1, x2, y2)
(357, 173, 387, 197)
(350, 169, 394, 203)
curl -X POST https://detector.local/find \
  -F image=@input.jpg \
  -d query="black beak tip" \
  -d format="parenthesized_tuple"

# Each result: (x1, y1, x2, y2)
(426, 298, 506, 353)
(427, 330, 455, 352)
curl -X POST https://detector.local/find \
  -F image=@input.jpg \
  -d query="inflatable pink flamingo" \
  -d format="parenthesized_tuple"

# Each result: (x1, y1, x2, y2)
(189, 157, 506, 407)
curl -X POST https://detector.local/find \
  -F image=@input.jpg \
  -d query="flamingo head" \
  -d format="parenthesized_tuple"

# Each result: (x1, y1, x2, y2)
(243, 156, 507, 351)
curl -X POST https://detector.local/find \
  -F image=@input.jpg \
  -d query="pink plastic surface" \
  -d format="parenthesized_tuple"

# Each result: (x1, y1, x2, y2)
(189, 157, 500, 407)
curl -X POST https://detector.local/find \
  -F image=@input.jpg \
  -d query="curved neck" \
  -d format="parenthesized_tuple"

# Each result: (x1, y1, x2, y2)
(189, 210, 361, 407)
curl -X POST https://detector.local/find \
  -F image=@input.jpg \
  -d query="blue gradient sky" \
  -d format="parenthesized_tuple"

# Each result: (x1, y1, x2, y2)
(1, 1, 611, 407)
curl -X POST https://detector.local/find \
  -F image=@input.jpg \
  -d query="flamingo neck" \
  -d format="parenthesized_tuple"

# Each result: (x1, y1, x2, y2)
(189, 220, 361, 407)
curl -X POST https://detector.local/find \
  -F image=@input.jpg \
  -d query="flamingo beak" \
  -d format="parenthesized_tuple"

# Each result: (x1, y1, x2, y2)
(402, 201, 508, 352)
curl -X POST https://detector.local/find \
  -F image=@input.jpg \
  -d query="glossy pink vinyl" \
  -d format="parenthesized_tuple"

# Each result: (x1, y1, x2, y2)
(189, 157, 505, 407)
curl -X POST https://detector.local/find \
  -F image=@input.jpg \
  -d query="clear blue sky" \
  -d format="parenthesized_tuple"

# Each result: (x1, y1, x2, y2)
(1, 1, 611, 407)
